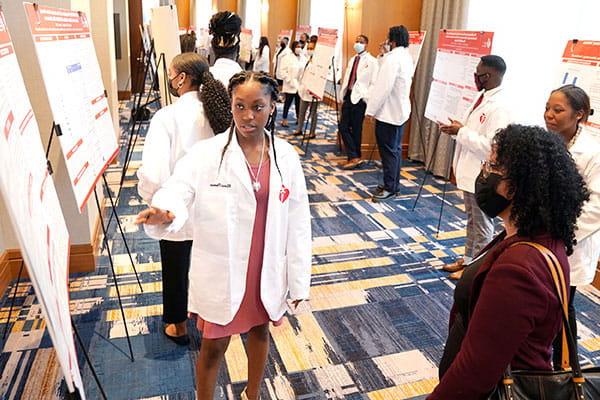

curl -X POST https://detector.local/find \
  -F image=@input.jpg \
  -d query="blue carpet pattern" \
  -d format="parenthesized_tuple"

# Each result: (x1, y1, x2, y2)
(1, 100, 599, 400)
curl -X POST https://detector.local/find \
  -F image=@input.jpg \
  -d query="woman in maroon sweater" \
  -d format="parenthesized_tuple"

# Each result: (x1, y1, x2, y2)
(429, 124, 589, 399)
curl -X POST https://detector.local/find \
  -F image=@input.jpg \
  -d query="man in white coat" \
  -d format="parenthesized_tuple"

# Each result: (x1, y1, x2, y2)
(365, 25, 414, 201)
(440, 55, 512, 278)
(339, 34, 379, 170)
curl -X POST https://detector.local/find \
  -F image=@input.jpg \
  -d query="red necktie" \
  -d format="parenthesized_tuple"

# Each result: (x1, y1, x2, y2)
(347, 56, 360, 93)
(472, 93, 484, 111)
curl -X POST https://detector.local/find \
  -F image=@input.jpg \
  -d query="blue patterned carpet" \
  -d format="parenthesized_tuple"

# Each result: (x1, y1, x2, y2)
(1, 100, 600, 399)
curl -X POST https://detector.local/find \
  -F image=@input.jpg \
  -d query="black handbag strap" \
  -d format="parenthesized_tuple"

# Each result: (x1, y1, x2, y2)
(507, 242, 584, 379)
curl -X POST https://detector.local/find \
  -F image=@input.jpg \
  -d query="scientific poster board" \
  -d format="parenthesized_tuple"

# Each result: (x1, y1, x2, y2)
(239, 28, 252, 63)
(301, 27, 338, 100)
(277, 29, 293, 43)
(408, 31, 427, 75)
(150, 5, 180, 107)
(24, 3, 119, 213)
(0, 10, 85, 397)
(295, 25, 311, 41)
(558, 39, 600, 134)
(425, 30, 494, 124)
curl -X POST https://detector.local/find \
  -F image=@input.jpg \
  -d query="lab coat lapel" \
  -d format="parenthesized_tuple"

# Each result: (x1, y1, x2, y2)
(229, 132, 257, 198)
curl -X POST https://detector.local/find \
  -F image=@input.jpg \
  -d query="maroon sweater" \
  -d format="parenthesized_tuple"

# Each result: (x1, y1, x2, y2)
(428, 233, 569, 400)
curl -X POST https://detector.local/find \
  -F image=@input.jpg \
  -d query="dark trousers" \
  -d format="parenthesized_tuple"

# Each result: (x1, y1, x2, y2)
(552, 285, 578, 369)
(339, 93, 367, 159)
(282, 92, 299, 120)
(159, 239, 192, 324)
(374, 120, 404, 193)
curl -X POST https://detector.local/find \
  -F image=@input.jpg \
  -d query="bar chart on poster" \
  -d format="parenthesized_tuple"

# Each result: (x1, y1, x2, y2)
(557, 39, 600, 134)
(24, 2, 119, 213)
(0, 9, 85, 398)
(425, 30, 494, 124)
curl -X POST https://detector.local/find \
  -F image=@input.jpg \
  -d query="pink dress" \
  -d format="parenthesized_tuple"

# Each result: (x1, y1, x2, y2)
(194, 158, 283, 339)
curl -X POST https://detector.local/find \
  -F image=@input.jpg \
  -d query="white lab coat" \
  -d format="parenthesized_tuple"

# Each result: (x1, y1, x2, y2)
(281, 53, 306, 94)
(365, 46, 413, 126)
(298, 57, 314, 102)
(340, 51, 379, 104)
(273, 47, 292, 80)
(137, 91, 215, 241)
(252, 45, 270, 73)
(569, 126, 600, 286)
(452, 86, 512, 193)
(210, 57, 243, 88)
(150, 132, 312, 325)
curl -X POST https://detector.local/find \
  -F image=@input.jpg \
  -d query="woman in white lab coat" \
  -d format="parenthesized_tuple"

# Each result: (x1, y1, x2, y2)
(137, 53, 231, 346)
(136, 71, 311, 400)
(294, 40, 319, 139)
(208, 11, 243, 87)
(280, 41, 305, 127)
(252, 36, 270, 73)
(544, 84, 600, 368)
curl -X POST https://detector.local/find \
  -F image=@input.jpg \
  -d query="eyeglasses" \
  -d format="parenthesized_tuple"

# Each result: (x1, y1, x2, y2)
(481, 160, 503, 179)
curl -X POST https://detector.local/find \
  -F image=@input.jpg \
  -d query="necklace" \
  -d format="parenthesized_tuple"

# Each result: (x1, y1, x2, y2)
(568, 126, 582, 149)
(243, 133, 266, 192)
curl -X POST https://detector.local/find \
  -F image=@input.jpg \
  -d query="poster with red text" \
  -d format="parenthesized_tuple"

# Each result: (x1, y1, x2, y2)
(0, 10, 85, 398)
(240, 28, 253, 63)
(277, 29, 293, 43)
(302, 28, 338, 100)
(558, 40, 600, 134)
(24, 3, 119, 213)
(295, 25, 311, 41)
(425, 30, 494, 124)
(408, 31, 427, 75)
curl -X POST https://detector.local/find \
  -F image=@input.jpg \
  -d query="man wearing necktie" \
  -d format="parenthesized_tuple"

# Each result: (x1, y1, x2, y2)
(339, 35, 379, 170)
(440, 55, 512, 279)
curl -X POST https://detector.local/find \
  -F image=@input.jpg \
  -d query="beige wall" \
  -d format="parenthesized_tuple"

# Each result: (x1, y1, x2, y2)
(114, 0, 131, 93)
(1, 0, 110, 251)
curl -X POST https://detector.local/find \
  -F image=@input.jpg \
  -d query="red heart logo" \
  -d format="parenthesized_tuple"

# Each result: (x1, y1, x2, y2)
(279, 185, 290, 203)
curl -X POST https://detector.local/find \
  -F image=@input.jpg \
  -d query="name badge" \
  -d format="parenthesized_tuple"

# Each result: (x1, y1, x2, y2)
(209, 182, 232, 188)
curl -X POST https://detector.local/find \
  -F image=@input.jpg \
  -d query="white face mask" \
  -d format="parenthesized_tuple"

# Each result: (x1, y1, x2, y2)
(354, 42, 365, 54)
(294, 47, 302, 56)
(383, 43, 391, 53)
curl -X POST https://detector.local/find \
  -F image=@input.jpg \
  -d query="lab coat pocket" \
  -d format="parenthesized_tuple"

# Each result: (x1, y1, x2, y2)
(196, 189, 238, 252)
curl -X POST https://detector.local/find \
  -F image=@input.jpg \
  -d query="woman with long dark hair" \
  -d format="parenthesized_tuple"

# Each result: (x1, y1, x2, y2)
(252, 36, 270, 73)
(431, 124, 589, 399)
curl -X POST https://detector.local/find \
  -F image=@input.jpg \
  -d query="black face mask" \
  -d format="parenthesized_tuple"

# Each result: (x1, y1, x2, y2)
(168, 75, 181, 98)
(475, 171, 511, 218)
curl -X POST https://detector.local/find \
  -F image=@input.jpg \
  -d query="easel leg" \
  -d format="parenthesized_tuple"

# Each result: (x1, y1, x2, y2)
(411, 129, 444, 210)
(94, 189, 135, 362)
(102, 175, 144, 293)
(435, 144, 456, 237)
(71, 318, 109, 400)
(2, 260, 24, 341)
(303, 99, 318, 154)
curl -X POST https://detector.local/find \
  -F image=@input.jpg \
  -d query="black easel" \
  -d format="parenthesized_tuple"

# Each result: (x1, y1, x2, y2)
(2, 260, 24, 341)
(69, 318, 108, 400)
(300, 97, 319, 153)
(47, 123, 135, 362)
(330, 56, 341, 147)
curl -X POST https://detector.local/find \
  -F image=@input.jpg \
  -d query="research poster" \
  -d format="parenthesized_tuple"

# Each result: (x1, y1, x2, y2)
(239, 28, 253, 63)
(301, 27, 338, 100)
(150, 5, 180, 107)
(408, 31, 427, 74)
(24, 3, 119, 212)
(278, 29, 293, 43)
(558, 39, 600, 134)
(424, 30, 494, 124)
(0, 10, 85, 397)
(295, 25, 311, 41)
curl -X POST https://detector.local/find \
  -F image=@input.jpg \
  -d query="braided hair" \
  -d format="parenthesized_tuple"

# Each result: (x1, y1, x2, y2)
(171, 53, 232, 133)
(219, 71, 282, 181)
(209, 11, 241, 60)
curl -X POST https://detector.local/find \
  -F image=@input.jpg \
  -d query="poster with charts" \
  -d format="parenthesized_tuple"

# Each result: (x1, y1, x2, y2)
(558, 40, 600, 134)
(24, 3, 119, 213)
(295, 25, 311, 41)
(0, 10, 85, 398)
(408, 31, 427, 75)
(424, 30, 494, 124)
(150, 5, 180, 107)
(301, 28, 338, 100)
(240, 28, 252, 63)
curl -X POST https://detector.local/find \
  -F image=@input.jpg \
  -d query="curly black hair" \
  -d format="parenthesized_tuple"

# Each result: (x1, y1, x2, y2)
(218, 71, 281, 180)
(209, 11, 241, 59)
(493, 124, 589, 255)
(171, 53, 232, 133)
(179, 32, 196, 53)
